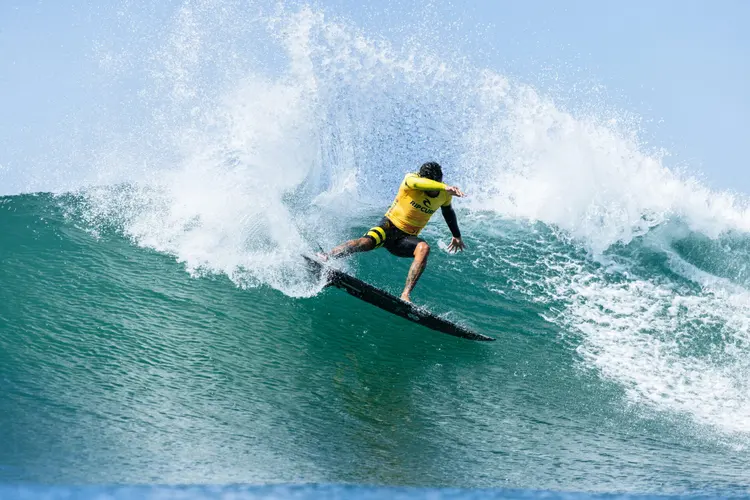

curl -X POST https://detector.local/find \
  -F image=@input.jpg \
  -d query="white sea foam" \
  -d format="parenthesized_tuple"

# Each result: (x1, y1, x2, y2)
(568, 267, 750, 436)
(462, 76, 750, 254)
(490, 226, 750, 438)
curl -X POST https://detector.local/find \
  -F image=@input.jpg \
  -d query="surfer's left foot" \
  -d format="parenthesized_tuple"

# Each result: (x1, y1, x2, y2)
(400, 293, 411, 303)
(316, 252, 329, 262)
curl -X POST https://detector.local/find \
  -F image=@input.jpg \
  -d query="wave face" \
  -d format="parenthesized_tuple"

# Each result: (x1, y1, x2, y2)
(2, 0, 750, 494)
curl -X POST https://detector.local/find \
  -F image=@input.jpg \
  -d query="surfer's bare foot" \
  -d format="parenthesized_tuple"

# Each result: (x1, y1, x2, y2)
(316, 252, 329, 262)
(400, 293, 411, 303)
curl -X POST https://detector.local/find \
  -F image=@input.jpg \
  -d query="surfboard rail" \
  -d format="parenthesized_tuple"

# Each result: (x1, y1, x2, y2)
(303, 255, 495, 342)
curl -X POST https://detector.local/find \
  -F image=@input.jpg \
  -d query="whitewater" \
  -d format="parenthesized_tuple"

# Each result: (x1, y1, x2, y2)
(2, 0, 750, 497)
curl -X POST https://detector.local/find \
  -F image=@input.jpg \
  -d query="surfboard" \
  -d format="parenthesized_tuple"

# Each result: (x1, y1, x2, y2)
(303, 255, 495, 342)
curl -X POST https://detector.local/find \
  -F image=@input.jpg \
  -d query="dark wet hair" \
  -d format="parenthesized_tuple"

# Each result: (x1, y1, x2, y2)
(419, 162, 443, 182)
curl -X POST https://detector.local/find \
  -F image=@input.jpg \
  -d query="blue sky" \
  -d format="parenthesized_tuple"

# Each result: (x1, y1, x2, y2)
(1, 0, 749, 194)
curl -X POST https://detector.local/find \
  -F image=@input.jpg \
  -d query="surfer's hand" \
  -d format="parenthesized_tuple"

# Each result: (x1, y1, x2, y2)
(446, 186, 465, 197)
(448, 237, 466, 253)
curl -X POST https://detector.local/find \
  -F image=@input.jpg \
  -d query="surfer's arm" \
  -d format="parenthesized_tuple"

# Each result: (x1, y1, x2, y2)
(404, 175, 466, 197)
(441, 204, 466, 253)
(404, 174, 447, 191)
(441, 205, 461, 239)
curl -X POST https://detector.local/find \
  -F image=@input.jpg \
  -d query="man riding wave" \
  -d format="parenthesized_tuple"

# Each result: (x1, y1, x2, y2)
(321, 162, 466, 302)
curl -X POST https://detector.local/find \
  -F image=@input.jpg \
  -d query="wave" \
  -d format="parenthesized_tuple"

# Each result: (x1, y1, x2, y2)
(4, 186, 735, 444)
(25, 0, 750, 439)
(3, 188, 750, 489)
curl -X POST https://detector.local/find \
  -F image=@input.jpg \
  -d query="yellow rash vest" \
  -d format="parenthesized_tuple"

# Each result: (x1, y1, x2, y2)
(384, 173, 453, 235)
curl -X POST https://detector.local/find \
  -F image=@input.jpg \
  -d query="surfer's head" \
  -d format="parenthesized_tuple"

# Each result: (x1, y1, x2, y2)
(419, 162, 443, 182)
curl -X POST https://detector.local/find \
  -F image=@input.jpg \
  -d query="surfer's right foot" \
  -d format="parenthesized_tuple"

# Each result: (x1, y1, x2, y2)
(316, 252, 329, 262)
(400, 293, 411, 303)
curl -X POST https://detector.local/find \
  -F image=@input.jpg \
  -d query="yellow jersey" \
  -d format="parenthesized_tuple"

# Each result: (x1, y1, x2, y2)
(384, 173, 453, 235)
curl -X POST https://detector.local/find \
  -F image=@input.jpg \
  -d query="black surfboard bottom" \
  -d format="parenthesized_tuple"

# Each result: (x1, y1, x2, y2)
(303, 255, 495, 342)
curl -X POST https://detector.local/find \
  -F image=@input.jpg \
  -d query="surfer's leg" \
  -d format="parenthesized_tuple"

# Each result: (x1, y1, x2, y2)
(400, 241, 429, 303)
(325, 222, 387, 260)
(327, 237, 375, 259)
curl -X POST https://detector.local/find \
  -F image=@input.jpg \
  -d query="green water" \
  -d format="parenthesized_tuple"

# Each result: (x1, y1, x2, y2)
(1, 194, 748, 492)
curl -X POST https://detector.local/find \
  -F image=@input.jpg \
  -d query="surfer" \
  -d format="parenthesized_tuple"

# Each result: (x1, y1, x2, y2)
(321, 162, 465, 303)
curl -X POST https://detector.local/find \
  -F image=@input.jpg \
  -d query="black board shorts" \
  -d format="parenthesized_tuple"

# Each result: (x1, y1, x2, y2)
(364, 217, 425, 258)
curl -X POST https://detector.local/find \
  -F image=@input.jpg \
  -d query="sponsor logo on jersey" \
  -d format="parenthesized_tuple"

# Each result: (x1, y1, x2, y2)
(409, 200, 435, 214)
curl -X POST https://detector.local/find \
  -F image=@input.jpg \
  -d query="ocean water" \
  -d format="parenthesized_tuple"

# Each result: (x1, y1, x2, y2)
(2, 1, 750, 498)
